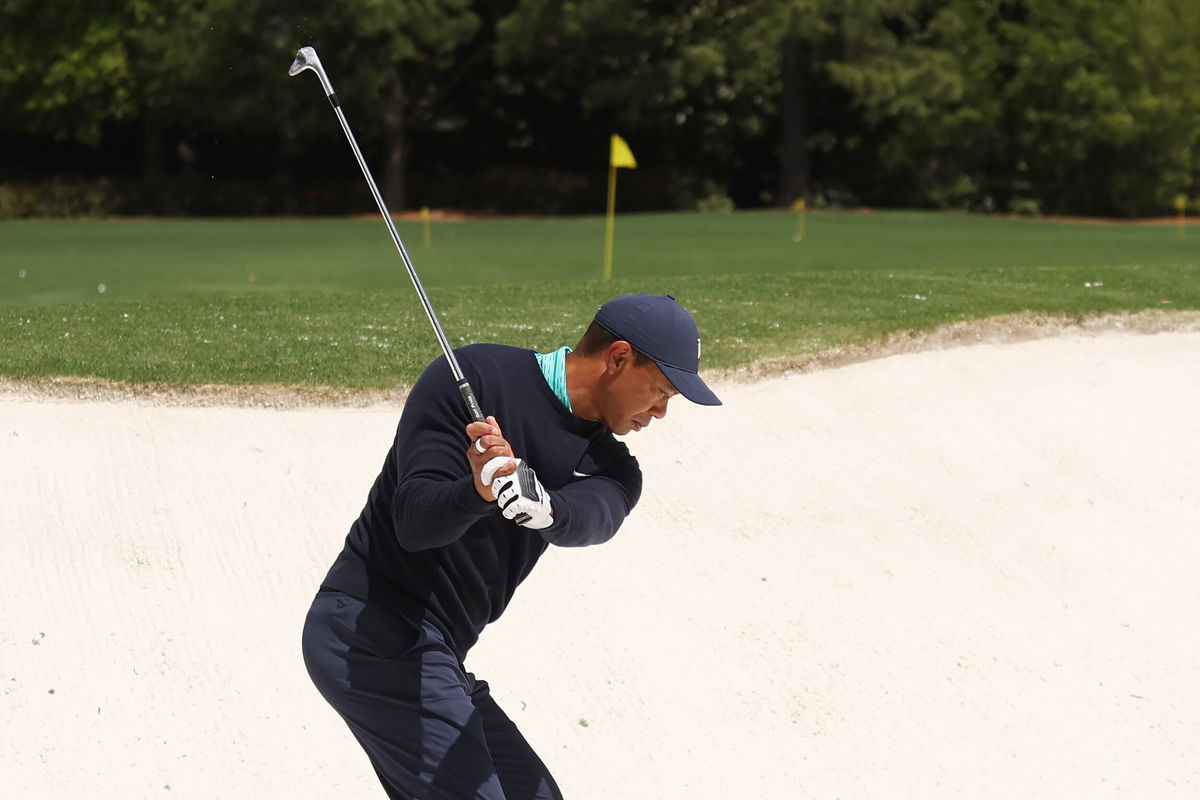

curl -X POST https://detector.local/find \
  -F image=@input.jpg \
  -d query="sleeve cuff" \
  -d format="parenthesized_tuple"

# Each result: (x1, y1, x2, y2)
(538, 491, 570, 541)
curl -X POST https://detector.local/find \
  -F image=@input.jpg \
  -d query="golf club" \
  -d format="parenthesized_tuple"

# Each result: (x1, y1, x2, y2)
(288, 46, 485, 424)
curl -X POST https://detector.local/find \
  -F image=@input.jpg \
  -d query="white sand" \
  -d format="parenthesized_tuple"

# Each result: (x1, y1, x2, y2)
(2, 329, 1198, 799)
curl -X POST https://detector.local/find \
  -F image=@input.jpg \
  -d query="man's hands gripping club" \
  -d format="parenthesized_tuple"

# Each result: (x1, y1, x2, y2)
(466, 417, 553, 530)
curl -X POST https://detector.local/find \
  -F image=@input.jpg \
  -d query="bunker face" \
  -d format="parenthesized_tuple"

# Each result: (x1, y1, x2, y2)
(2, 330, 1198, 799)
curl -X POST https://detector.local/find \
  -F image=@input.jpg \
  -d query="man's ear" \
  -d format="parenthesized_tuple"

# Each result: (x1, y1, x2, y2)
(605, 340, 635, 374)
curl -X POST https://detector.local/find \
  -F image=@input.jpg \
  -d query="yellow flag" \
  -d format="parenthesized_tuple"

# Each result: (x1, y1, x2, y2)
(610, 134, 637, 169)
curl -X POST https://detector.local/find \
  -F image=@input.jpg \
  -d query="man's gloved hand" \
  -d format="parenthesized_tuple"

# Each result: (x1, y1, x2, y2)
(482, 457, 553, 530)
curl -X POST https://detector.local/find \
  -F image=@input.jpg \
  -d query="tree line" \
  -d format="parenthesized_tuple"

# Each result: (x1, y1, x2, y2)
(2, 0, 1197, 218)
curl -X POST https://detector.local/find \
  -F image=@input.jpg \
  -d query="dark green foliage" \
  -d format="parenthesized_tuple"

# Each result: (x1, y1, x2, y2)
(1, 1, 1199, 217)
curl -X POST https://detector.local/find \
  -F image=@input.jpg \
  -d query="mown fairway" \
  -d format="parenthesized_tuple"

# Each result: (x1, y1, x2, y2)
(2, 210, 1197, 389)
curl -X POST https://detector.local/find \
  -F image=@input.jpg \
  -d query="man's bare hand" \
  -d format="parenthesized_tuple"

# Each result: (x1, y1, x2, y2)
(466, 416, 515, 501)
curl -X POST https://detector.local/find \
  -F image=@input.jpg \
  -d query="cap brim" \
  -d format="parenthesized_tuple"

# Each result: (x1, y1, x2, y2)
(659, 363, 722, 406)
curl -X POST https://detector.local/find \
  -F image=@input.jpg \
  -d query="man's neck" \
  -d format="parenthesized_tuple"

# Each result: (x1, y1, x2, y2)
(564, 351, 601, 420)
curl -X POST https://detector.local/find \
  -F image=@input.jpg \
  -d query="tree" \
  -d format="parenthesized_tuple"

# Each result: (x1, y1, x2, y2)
(1, 0, 482, 210)
(725, 1, 833, 207)
(496, 0, 785, 207)
(814, 0, 1005, 208)
(0, 0, 212, 178)
(5, 0, 1199, 216)
(815, 0, 1200, 215)
(996, 0, 1200, 214)
(0, 0, 136, 148)
(267, 0, 482, 210)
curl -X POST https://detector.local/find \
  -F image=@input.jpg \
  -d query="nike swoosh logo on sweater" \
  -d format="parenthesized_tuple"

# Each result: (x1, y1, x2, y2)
(572, 471, 593, 478)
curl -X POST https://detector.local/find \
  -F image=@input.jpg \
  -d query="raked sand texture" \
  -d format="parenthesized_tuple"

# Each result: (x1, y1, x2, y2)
(2, 330, 1198, 799)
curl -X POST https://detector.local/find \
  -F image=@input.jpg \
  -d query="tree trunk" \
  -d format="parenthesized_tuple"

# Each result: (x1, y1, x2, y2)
(777, 35, 810, 207)
(143, 119, 165, 184)
(383, 80, 407, 212)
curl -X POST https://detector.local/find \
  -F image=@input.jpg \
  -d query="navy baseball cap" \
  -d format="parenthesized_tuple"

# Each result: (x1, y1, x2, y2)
(594, 293, 721, 406)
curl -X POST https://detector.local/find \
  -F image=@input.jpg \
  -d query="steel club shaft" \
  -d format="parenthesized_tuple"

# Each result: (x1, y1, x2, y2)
(288, 46, 485, 423)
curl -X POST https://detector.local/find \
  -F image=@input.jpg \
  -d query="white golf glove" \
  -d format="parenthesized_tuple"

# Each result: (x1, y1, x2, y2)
(481, 457, 553, 530)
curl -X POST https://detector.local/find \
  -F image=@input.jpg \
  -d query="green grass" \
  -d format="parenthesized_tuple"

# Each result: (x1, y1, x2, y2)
(1, 210, 1197, 390)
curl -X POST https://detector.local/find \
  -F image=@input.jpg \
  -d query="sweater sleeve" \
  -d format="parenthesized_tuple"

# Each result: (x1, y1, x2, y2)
(389, 356, 497, 551)
(539, 440, 642, 548)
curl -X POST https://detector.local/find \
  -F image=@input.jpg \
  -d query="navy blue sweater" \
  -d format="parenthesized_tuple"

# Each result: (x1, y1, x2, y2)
(319, 344, 643, 658)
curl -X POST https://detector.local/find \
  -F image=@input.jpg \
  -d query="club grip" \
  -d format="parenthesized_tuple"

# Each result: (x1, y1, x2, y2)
(458, 380, 485, 423)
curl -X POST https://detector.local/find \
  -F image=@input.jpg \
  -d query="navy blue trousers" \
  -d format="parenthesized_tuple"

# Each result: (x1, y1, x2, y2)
(302, 591, 564, 800)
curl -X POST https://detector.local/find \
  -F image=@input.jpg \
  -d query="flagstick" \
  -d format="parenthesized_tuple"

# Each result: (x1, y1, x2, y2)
(421, 206, 432, 246)
(604, 163, 617, 280)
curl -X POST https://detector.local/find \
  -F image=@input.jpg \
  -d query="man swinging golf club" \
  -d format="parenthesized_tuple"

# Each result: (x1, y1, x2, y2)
(290, 45, 720, 799)
(302, 294, 721, 799)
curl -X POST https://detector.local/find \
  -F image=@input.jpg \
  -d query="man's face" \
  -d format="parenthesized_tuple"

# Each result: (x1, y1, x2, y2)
(596, 346, 679, 435)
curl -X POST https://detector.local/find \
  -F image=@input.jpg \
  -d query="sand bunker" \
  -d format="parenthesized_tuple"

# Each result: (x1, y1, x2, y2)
(2, 328, 1198, 798)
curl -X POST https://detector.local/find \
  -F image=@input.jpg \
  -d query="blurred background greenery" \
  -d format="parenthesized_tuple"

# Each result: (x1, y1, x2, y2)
(4, 0, 1200, 220)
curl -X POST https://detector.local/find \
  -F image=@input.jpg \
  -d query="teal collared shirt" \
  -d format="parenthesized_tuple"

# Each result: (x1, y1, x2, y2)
(535, 346, 573, 411)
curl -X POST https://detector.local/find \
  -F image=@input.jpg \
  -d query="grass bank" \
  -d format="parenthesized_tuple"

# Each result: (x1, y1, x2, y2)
(2, 210, 1197, 390)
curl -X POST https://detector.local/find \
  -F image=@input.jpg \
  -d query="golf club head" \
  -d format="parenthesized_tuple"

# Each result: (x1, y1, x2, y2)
(289, 46, 335, 96)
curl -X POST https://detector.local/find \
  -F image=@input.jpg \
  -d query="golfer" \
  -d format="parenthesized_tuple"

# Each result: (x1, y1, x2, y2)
(302, 293, 721, 799)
